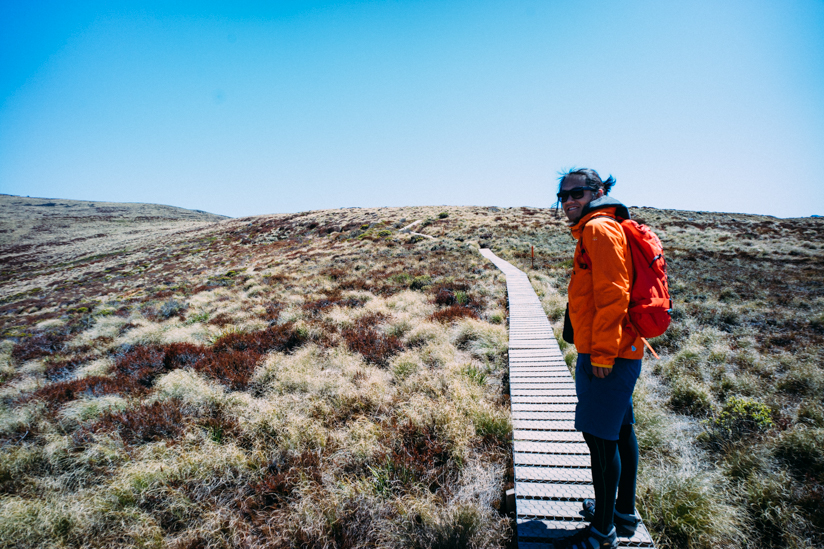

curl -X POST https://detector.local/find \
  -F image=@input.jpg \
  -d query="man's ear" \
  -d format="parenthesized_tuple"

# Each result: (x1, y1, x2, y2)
(595, 188, 605, 198)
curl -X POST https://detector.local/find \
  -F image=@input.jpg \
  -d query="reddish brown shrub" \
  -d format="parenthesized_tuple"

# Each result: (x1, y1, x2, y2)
(337, 278, 374, 292)
(262, 273, 289, 285)
(302, 291, 364, 315)
(322, 267, 348, 281)
(430, 281, 470, 297)
(198, 412, 240, 444)
(212, 323, 305, 355)
(393, 420, 451, 471)
(193, 349, 261, 391)
(27, 376, 128, 409)
(261, 302, 283, 322)
(11, 331, 68, 362)
(44, 356, 90, 381)
(430, 305, 479, 323)
(369, 420, 456, 494)
(434, 288, 456, 306)
(81, 400, 185, 445)
(163, 343, 210, 368)
(341, 316, 402, 367)
(245, 451, 322, 513)
(113, 345, 170, 389)
(186, 324, 305, 390)
(208, 313, 233, 326)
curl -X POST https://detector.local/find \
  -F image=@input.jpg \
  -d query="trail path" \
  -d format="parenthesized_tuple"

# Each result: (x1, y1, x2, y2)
(479, 248, 655, 549)
(399, 219, 436, 240)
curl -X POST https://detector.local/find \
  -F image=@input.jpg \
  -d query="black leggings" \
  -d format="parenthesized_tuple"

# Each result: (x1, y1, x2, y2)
(582, 424, 639, 534)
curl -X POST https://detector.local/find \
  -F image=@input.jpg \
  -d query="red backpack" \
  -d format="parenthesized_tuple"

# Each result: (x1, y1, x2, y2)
(619, 218, 672, 338)
(580, 215, 672, 339)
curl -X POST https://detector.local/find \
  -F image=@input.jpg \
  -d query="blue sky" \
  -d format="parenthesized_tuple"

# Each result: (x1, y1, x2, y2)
(1, 0, 822, 218)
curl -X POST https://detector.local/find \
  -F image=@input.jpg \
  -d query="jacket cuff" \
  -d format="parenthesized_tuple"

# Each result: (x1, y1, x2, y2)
(591, 362, 613, 369)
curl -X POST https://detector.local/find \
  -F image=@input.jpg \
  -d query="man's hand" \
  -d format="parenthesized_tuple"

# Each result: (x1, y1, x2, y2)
(592, 366, 612, 378)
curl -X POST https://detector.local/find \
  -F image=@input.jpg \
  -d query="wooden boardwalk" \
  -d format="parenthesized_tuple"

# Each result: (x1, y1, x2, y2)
(479, 249, 655, 549)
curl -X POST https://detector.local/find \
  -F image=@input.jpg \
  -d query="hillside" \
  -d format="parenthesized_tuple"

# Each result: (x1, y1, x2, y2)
(0, 200, 823, 548)
(0, 194, 228, 301)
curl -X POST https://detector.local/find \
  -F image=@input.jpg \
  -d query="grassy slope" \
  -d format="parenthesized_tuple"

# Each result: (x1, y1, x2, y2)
(0, 203, 516, 548)
(1, 200, 822, 548)
(508, 207, 824, 549)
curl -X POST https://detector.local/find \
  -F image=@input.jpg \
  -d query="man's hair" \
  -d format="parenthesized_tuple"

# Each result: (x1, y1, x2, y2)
(557, 168, 616, 195)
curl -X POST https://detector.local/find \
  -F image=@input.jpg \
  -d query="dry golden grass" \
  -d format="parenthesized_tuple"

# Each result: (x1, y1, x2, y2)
(1, 198, 516, 548)
(2, 196, 822, 548)
(505, 207, 824, 549)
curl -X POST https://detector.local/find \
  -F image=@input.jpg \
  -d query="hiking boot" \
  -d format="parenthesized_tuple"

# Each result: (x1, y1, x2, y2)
(553, 524, 617, 549)
(581, 498, 640, 538)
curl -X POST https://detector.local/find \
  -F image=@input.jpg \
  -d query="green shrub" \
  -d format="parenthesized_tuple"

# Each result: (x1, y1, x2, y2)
(541, 294, 565, 322)
(649, 318, 692, 353)
(555, 330, 568, 351)
(409, 275, 432, 290)
(811, 312, 824, 333)
(702, 396, 773, 446)
(718, 289, 739, 303)
(391, 273, 413, 285)
(377, 229, 392, 237)
(438, 212, 449, 219)
(185, 311, 209, 325)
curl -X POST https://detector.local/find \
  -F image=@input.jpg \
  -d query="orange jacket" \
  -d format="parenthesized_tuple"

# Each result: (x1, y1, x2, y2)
(568, 206, 644, 367)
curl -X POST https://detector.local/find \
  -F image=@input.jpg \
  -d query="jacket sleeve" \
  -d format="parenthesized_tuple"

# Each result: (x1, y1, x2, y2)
(585, 219, 631, 367)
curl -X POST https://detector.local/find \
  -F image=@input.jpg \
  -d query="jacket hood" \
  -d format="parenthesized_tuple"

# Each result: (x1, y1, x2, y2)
(580, 196, 630, 220)
(569, 197, 631, 239)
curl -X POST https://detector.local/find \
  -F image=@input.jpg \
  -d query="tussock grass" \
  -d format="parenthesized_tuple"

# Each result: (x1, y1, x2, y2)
(505, 208, 824, 547)
(639, 458, 745, 549)
(3, 202, 821, 547)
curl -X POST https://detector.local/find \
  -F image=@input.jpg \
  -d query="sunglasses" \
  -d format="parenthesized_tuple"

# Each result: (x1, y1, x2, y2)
(556, 186, 596, 203)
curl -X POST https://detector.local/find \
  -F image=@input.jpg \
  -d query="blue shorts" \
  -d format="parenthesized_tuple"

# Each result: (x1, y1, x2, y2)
(574, 353, 642, 441)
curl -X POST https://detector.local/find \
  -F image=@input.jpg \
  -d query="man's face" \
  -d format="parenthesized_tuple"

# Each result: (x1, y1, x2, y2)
(560, 175, 601, 223)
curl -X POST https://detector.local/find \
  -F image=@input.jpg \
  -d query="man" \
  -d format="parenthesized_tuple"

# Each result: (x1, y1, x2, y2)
(554, 169, 643, 549)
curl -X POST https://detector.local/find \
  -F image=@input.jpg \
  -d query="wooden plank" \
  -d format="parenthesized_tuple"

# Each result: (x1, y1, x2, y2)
(513, 430, 584, 442)
(518, 482, 594, 500)
(512, 403, 577, 412)
(510, 383, 576, 389)
(512, 411, 577, 421)
(514, 453, 590, 467)
(514, 440, 589, 454)
(515, 465, 591, 483)
(511, 396, 578, 404)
